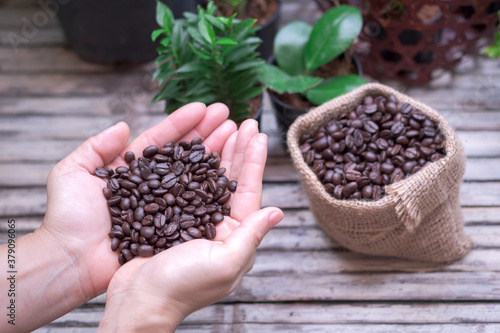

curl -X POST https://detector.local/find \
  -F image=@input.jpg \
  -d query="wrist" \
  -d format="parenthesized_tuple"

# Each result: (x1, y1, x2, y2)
(99, 287, 184, 332)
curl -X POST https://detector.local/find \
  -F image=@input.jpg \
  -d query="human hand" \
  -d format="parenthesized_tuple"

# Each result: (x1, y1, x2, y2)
(98, 116, 283, 332)
(39, 102, 239, 300)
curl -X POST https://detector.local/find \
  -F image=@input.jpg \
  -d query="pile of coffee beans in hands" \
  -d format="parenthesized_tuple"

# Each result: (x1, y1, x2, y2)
(94, 138, 237, 265)
(299, 94, 446, 200)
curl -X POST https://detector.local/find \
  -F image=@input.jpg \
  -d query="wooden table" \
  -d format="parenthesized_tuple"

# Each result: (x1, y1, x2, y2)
(1, 0, 499, 331)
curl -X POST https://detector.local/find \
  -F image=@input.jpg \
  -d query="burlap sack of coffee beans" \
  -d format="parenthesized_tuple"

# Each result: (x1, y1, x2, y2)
(287, 83, 472, 262)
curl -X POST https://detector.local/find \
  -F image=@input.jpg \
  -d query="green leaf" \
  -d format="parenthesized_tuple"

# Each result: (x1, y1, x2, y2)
(485, 30, 500, 58)
(484, 44, 500, 58)
(305, 74, 366, 105)
(206, 14, 226, 31)
(274, 21, 312, 76)
(189, 43, 212, 60)
(160, 37, 170, 46)
(156, 1, 173, 33)
(152, 80, 181, 103)
(233, 86, 264, 102)
(233, 19, 257, 40)
(183, 12, 198, 22)
(224, 44, 256, 62)
(305, 5, 362, 72)
(152, 28, 164, 42)
(188, 26, 207, 46)
(198, 11, 216, 45)
(206, 1, 217, 15)
(154, 54, 170, 66)
(216, 37, 238, 45)
(176, 61, 210, 74)
(232, 60, 264, 72)
(258, 63, 322, 94)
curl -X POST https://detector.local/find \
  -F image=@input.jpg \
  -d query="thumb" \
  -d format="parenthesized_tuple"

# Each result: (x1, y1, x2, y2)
(63, 121, 130, 173)
(224, 207, 284, 266)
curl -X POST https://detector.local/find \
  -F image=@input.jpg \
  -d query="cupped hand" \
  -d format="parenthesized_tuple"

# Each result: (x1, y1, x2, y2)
(39, 103, 240, 299)
(98, 120, 283, 331)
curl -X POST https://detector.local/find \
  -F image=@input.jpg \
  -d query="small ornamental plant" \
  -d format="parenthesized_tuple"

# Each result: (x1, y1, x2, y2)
(259, 5, 366, 106)
(152, 1, 264, 122)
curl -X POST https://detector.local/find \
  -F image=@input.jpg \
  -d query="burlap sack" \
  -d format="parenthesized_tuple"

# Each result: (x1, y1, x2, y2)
(287, 83, 472, 262)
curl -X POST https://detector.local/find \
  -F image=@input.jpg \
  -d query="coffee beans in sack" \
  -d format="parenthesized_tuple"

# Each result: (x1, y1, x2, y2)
(287, 83, 472, 262)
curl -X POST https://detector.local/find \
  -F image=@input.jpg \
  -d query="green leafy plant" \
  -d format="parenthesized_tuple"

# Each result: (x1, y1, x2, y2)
(152, 1, 264, 122)
(484, 11, 500, 58)
(258, 5, 366, 106)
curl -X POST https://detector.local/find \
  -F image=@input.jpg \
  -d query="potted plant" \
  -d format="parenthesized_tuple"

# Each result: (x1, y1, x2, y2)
(56, 0, 202, 65)
(258, 5, 366, 143)
(208, 0, 282, 59)
(151, 1, 264, 123)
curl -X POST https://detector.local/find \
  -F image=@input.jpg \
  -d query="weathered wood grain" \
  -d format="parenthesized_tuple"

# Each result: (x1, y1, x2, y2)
(226, 271, 500, 302)
(33, 324, 500, 333)
(0, 47, 118, 73)
(250, 249, 500, 275)
(37, 301, 500, 329)
(258, 225, 499, 251)
(0, 72, 155, 97)
(0, 95, 163, 116)
(0, 27, 64, 46)
(0, 7, 59, 28)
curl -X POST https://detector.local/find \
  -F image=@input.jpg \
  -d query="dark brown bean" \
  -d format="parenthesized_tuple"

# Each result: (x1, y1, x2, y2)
(137, 244, 154, 257)
(205, 223, 216, 240)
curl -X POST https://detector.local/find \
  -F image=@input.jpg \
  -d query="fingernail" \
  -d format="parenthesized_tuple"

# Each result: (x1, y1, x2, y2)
(269, 210, 284, 227)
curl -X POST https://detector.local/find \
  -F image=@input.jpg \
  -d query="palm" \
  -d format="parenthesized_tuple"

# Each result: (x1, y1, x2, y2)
(41, 103, 265, 297)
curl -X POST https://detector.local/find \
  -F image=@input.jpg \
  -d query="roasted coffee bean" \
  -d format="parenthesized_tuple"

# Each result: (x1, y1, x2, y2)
(364, 120, 379, 133)
(124, 151, 136, 164)
(342, 182, 358, 198)
(228, 180, 238, 192)
(205, 223, 216, 240)
(95, 167, 111, 178)
(142, 145, 159, 159)
(141, 226, 155, 239)
(144, 203, 159, 214)
(137, 244, 154, 257)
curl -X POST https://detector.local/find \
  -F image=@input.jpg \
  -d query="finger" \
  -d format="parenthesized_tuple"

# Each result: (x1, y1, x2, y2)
(202, 119, 237, 154)
(124, 102, 206, 157)
(229, 119, 259, 180)
(64, 121, 130, 173)
(219, 131, 238, 172)
(224, 207, 283, 272)
(230, 133, 268, 221)
(179, 103, 230, 143)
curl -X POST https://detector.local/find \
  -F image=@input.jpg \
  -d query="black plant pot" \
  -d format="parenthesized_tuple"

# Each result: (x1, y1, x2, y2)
(255, 0, 282, 60)
(56, 0, 201, 65)
(268, 55, 363, 145)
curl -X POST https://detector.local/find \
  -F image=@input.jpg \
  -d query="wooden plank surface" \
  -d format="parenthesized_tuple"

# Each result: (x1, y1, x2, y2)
(1, 0, 500, 331)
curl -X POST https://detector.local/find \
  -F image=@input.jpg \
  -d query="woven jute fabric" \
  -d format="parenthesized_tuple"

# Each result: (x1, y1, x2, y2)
(287, 83, 472, 262)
